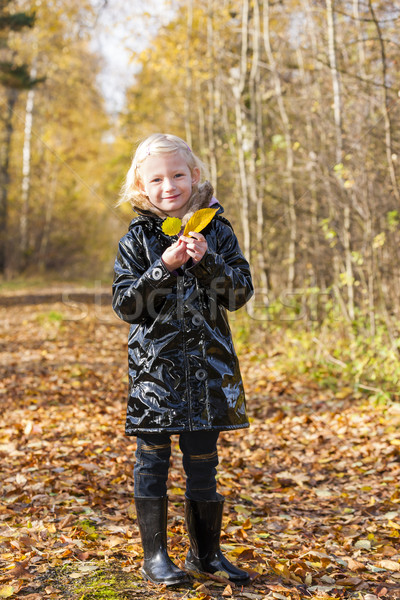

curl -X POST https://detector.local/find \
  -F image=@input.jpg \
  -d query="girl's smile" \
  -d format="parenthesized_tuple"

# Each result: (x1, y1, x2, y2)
(140, 152, 200, 218)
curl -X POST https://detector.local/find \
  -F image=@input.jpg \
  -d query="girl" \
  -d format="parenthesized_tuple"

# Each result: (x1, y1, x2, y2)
(112, 133, 254, 586)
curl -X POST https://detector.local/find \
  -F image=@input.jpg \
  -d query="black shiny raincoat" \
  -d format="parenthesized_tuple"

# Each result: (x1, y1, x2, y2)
(112, 204, 254, 434)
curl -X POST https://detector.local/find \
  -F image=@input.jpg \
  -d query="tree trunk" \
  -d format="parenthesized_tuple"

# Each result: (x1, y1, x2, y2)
(38, 169, 57, 271)
(231, 0, 251, 263)
(206, 0, 217, 191)
(184, 0, 193, 148)
(296, 45, 319, 290)
(20, 66, 37, 268)
(196, 78, 206, 158)
(0, 88, 18, 277)
(249, 0, 269, 301)
(262, 0, 297, 292)
(326, 0, 355, 320)
(368, 0, 400, 207)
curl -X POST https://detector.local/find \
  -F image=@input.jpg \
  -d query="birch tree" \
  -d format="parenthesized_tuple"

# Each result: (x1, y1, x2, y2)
(0, 1, 35, 275)
(326, 0, 355, 320)
(230, 0, 251, 262)
(20, 62, 36, 266)
(262, 0, 297, 292)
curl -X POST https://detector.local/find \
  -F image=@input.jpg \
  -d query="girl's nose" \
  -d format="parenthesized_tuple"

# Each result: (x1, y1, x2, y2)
(163, 178, 175, 192)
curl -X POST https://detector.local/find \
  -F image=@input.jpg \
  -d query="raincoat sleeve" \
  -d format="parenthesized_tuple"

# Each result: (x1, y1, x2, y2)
(112, 231, 176, 324)
(187, 219, 254, 311)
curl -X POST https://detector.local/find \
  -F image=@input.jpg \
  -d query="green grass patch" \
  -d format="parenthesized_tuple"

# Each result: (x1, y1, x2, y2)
(74, 572, 120, 600)
(230, 294, 400, 404)
(36, 310, 65, 324)
(0, 276, 107, 293)
(27, 562, 144, 600)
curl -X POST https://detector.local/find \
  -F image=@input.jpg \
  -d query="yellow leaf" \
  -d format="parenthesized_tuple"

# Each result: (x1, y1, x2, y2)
(169, 487, 185, 495)
(162, 217, 182, 236)
(229, 545, 251, 556)
(183, 208, 218, 236)
(344, 179, 355, 189)
(252, 565, 265, 574)
(213, 570, 230, 579)
(127, 503, 136, 519)
(0, 586, 14, 599)
(234, 504, 251, 516)
(241, 518, 252, 530)
(336, 386, 353, 398)
(273, 562, 291, 580)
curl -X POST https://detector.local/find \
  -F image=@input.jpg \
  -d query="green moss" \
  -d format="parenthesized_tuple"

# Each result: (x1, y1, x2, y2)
(36, 310, 64, 324)
(76, 580, 121, 600)
(35, 563, 145, 600)
(76, 519, 98, 540)
(73, 569, 140, 600)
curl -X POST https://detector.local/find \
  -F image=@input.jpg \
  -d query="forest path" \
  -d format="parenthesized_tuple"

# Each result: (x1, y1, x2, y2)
(0, 294, 399, 600)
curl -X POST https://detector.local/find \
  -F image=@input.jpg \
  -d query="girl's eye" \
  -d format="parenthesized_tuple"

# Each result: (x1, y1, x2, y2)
(175, 173, 184, 178)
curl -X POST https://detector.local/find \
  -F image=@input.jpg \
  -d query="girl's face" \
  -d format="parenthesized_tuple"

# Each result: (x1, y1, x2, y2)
(140, 151, 200, 218)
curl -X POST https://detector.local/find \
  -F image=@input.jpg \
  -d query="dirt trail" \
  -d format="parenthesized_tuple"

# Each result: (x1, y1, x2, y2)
(1, 293, 399, 599)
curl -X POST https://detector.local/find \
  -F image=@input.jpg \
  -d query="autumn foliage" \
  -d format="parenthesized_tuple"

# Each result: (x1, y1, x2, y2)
(1, 293, 399, 599)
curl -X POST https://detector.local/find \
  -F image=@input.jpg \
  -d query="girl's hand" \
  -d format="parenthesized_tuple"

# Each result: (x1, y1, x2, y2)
(162, 238, 189, 271)
(181, 232, 208, 263)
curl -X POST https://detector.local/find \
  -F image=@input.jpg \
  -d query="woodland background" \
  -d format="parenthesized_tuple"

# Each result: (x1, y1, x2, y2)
(1, 0, 400, 396)
(1, 2, 400, 599)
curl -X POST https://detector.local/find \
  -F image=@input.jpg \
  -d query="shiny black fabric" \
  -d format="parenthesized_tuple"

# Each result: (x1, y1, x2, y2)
(112, 206, 254, 434)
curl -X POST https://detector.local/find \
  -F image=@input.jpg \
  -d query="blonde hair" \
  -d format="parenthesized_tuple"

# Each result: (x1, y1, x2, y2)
(118, 133, 206, 209)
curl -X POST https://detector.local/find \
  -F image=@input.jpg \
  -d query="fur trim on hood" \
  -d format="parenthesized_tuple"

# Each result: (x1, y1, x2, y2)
(133, 181, 214, 227)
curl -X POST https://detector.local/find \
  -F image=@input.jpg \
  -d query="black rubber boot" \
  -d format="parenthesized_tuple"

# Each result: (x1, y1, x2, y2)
(134, 496, 189, 586)
(185, 494, 250, 585)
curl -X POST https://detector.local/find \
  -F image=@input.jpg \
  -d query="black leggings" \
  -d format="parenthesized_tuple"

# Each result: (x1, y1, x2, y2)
(134, 430, 220, 500)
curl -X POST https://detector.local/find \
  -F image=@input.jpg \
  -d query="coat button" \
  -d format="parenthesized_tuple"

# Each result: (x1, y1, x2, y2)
(151, 267, 163, 280)
(192, 315, 203, 326)
(205, 255, 214, 267)
(195, 368, 207, 381)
